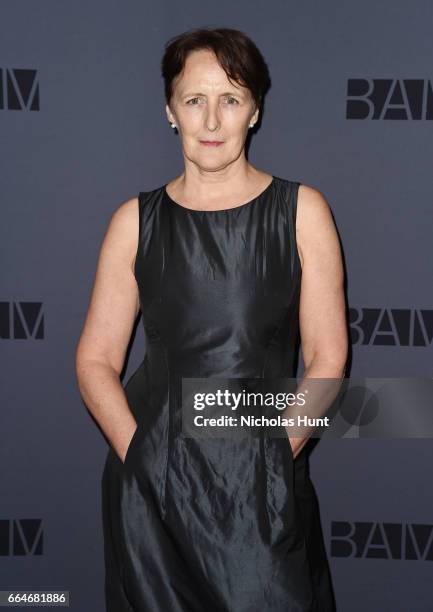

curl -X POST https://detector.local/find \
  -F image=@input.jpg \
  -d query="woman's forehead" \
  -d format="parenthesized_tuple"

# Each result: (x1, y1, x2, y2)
(174, 53, 247, 96)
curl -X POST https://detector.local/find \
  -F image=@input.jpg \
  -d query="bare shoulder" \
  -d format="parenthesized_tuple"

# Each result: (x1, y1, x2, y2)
(296, 183, 338, 268)
(103, 196, 140, 274)
(297, 183, 333, 224)
(111, 196, 139, 227)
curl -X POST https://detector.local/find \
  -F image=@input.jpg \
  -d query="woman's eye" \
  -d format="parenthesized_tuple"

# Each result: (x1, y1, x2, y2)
(186, 97, 239, 105)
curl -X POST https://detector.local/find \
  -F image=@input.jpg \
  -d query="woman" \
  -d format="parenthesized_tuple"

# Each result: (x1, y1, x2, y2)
(76, 27, 347, 612)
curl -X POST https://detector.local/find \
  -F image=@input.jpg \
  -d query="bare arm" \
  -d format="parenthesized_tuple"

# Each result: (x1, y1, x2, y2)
(290, 184, 348, 458)
(75, 197, 140, 463)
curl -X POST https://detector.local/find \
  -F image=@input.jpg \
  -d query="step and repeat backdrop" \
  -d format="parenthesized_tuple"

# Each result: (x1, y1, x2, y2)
(1, 1, 432, 610)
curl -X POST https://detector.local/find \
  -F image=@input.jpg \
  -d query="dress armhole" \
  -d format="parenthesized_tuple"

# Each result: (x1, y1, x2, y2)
(288, 181, 302, 280)
(133, 192, 144, 277)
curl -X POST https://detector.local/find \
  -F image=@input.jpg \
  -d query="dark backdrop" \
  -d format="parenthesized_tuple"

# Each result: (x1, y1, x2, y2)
(1, 1, 432, 610)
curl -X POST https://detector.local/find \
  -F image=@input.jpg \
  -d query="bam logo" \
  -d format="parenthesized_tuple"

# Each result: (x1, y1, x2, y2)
(331, 521, 433, 560)
(346, 79, 433, 120)
(349, 308, 433, 347)
(0, 519, 43, 555)
(0, 302, 44, 339)
(0, 68, 39, 111)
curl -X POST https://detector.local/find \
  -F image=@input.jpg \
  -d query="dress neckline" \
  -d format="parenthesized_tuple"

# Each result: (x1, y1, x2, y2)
(163, 175, 275, 214)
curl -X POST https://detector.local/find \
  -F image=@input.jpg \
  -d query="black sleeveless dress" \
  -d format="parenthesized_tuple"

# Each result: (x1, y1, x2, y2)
(101, 175, 336, 612)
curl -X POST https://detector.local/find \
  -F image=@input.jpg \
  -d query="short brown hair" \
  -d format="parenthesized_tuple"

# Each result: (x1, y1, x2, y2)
(161, 27, 271, 112)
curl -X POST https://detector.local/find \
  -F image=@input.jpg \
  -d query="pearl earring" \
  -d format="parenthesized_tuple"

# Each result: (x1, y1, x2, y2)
(170, 122, 177, 129)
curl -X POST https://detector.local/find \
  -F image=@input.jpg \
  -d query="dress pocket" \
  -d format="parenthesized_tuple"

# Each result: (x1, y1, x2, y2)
(277, 421, 294, 463)
(123, 422, 142, 469)
(263, 425, 295, 493)
(286, 433, 295, 462)
(265, 423, 294, 461)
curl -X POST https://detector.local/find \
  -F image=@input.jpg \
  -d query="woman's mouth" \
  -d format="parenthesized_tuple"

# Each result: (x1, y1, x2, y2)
(199, 140, 224, 147)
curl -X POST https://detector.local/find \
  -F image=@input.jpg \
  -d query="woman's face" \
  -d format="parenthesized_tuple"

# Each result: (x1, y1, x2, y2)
(166, 49, 259, 172)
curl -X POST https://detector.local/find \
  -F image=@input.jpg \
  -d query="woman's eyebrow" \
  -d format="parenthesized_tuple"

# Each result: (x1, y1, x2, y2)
(182, 91, 243, 98)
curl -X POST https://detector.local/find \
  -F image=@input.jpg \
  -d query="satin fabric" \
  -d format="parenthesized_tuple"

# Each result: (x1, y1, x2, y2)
(101, 176, 336, 611)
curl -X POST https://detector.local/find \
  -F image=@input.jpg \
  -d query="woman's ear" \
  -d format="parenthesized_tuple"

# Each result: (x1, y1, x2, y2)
(251, 102, 260, 125)
(165, 104, 176, 124)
